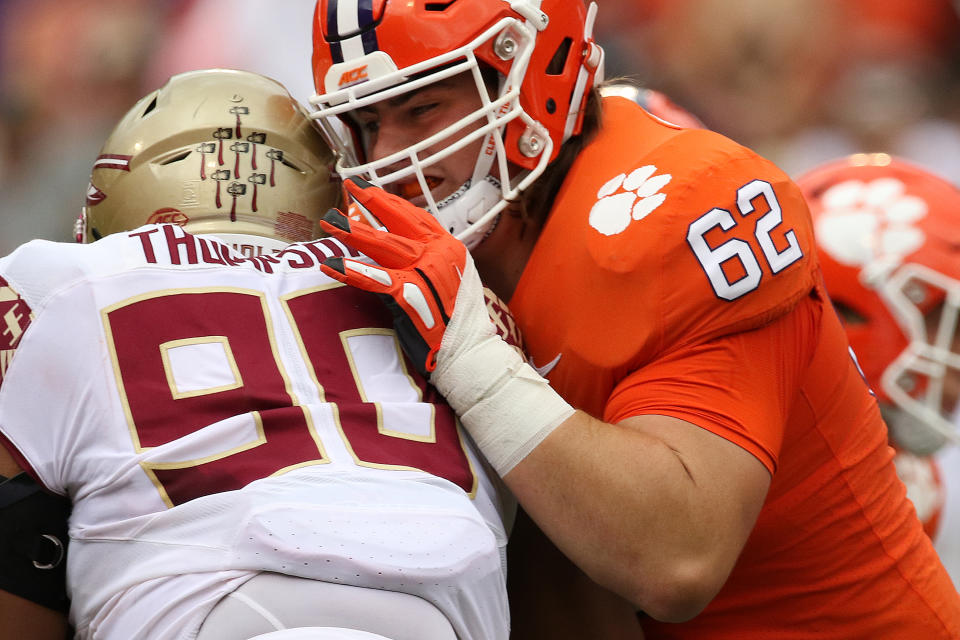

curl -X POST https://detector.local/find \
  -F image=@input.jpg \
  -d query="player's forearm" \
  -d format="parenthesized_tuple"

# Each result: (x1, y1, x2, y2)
(0, 590, 68, 640)
(425, 300, 757, 618)
(502, 410, 754, 622)
(0, 446, 22, 478)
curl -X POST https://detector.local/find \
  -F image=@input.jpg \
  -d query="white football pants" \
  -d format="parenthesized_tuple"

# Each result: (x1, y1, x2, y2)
(195, 572, 458, 640)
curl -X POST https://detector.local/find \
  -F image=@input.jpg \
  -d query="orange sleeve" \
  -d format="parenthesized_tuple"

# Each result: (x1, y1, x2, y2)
(602, 291, 821, 474)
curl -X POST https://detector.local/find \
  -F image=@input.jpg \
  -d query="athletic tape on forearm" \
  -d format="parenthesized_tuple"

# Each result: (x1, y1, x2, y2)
(448, 343, 574, 476)
(433, 260, 575, 476)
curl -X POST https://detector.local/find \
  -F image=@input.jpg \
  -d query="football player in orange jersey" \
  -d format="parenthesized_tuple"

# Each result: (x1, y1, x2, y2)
(797, 153, 960, 590)
(307, 0, 960, 637)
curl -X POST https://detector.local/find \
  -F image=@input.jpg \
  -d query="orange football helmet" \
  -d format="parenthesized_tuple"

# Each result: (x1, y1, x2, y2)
(797, 154, 960, 453)
(79, 69, 338, 253)
(309, 0, 604, 249)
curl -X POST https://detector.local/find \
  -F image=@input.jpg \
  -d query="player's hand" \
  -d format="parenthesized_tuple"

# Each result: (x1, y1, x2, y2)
(320, 177, 573, 476)
(319, 177, 483, 375)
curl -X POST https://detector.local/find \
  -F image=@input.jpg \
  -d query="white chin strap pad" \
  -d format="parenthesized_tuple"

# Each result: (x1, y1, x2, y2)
(436, 176, 503, 250)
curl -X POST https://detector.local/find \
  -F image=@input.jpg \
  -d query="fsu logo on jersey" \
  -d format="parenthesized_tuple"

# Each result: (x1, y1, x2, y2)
(147, 208, 190, 226)
(483, 287, 526, 356)
(0, 278, 33, 385)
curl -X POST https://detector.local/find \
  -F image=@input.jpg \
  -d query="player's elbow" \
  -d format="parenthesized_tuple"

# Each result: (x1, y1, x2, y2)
(627, 556, 726, 623)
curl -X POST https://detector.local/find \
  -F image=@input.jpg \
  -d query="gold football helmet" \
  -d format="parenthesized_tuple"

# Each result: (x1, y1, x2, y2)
(79, 69, 338, 249)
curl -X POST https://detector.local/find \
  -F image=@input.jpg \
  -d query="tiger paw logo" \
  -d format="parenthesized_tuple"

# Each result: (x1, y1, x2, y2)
(589, 165, 672, 236)
(815, 177, 927, 267)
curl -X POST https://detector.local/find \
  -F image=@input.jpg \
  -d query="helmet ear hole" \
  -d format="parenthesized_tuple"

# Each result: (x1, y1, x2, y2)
(832, 300, 868, 326)
(141, 95, 159, 118)
(545, 37, 572, 75)
(158, 151, 191, 166)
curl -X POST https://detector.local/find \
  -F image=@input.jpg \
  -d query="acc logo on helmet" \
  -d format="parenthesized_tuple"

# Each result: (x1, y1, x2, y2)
(147, 208, 190, 226)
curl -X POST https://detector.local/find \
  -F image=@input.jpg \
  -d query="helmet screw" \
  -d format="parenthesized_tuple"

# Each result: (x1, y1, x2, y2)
(519, 133, 543, 158)
(904, 281, 927, 305)
(494, 32, 518, 60)
(899, 373, 917, 394)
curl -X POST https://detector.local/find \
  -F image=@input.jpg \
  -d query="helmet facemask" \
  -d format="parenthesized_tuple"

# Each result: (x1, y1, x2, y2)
(877, 262, 960, 453)
(311, 17, 551, 249)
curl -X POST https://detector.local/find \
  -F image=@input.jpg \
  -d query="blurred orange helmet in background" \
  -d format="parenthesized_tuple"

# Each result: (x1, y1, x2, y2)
(797, 153, 960, 453)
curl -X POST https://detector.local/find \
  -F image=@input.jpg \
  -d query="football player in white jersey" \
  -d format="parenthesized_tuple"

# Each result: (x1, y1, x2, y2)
(797, 153, 960, 589)
(0, 69, 514, 640)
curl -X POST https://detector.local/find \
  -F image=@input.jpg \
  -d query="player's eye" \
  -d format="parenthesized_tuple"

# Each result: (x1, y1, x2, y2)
(410, 102, 439, 117)
(359, 119, 379, 134)
(351, 109, 379, 132)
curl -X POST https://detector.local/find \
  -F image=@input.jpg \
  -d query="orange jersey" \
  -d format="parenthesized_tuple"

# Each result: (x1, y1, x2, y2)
(510, 97, 960, 637)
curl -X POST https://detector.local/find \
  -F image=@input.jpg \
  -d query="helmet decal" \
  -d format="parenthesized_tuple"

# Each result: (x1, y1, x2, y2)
(325, 0, 381, 64)
(146, 208, 190, 226)
(815, 177, 928, 268)
(92, 154, 132, 172)
(85, 183, 107, 207)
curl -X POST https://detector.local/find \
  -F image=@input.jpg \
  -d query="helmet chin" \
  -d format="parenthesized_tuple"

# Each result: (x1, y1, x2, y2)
(433, 175, 504, 250)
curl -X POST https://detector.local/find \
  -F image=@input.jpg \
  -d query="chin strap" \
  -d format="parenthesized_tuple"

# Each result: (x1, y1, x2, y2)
(563, 1, 604, 140)
(430, 67, 510, 251)
(436, 176, 504, 250)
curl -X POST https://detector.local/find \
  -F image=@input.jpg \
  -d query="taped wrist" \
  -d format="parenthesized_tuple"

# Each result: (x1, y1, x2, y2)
(433, 260, 574, 476)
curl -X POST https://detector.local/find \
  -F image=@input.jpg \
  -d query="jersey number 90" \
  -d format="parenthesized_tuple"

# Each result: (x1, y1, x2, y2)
(103, 284, 474, 507)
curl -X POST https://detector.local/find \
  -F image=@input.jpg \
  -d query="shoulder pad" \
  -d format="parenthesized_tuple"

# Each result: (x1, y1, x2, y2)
(548, 108, 818, 352)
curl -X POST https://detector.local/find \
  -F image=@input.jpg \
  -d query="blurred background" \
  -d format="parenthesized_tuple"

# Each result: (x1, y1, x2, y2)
(2, 0, 959, 255)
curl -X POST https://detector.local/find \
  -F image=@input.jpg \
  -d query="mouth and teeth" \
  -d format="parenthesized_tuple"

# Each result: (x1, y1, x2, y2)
(397, 176, 442, 200)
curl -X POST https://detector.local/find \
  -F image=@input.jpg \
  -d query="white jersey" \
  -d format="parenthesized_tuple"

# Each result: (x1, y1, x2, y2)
(0, 225, 512, 640)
